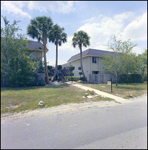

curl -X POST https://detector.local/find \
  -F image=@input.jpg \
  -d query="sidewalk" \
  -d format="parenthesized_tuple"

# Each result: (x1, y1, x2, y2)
(66, 82, 130, 104)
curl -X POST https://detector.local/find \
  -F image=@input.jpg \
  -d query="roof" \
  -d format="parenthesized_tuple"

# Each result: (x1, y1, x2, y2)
(1, 37, 48, 51)
(25, 40, 48, 51)
(67, 48, 118, 62)
(62, 62, 71, 67)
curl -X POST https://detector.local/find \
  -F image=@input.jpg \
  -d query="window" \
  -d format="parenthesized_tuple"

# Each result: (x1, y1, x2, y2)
(92, 71, 99, 74)
(92, 57, 97, 63)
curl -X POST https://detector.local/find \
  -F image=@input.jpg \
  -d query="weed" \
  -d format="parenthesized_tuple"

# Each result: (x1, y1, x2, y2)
(86, 90, 95, 95)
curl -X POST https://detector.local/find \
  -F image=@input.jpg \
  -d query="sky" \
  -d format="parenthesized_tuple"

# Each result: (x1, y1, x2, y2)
(1, 1, 147, 66)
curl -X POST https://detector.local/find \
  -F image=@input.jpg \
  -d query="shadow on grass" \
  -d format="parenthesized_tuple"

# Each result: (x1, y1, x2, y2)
(1, 83, 70, 91)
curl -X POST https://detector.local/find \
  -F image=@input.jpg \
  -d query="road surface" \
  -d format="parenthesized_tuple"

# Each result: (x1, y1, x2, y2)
(1, 94, 147, 149)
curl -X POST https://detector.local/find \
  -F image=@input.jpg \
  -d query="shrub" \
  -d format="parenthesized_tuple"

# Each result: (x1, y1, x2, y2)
(48, 72, 53, 76)
(68, 65, 75, 71)
(66, 76, 79, 81)
(29, 73, 39, 86)
(38, 78, 45, 86)
(79, 77, 86, 81)
(57, 77, 62, 82)
(69, 72, 74, 77)
(78, 67, 81, 70)
(37, 60, 44, 73)
(58, 73, 63, 76)
(118, 74, 143, 83)
(47, 65, 52, 70)
(57, 65, 62, 70)
(79, 72, 82, 77)
(7, 55, 37, 87)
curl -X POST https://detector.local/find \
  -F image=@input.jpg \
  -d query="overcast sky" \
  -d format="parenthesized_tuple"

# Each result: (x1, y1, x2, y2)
(1, 1, 147, 66)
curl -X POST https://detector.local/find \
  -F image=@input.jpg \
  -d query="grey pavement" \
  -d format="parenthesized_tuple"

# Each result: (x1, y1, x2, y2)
(66, 82, 130, 104)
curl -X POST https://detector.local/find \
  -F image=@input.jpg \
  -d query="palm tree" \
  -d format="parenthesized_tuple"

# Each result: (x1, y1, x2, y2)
(72, 30, 90, 82)
(27, 16, 53, 84)
(48, 24, 67, 81)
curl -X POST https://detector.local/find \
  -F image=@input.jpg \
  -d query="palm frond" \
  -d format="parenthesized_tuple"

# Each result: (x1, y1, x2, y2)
(48, 24, 67, 46)
(27, 16, 53, 42)
(72, 30, 90, 49)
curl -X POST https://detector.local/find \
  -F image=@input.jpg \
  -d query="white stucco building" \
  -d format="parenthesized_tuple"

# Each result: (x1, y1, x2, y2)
(62, 48, 117, 82)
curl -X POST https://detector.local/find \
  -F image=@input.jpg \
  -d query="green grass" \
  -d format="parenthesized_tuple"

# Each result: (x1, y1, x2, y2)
(82, 82, 147, 99)
(1, 83, 114, 114)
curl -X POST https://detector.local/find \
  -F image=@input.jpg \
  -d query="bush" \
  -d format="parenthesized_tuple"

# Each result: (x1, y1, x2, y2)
(48, 72, 53, 76)
(79, 72, 82, 77)
(78, 67, 81, 70)
(57, 65, 62, 70)
(118, 74, 143, 83)
(58, 73, 63, 76)
(69, 72, 74, 77)
(68, 65, 75, 71)
(37, 60, 44, 73)
(57, 77, 62, 82)
(66, 76, 87, 82)
(47, 65, 52, 70)
(144, 75, 147, 81)
(29, 73, 39, 86)
(79, 77, 87, 81)
(66, 76, 79, 82)
(38, 78, 45, 86)
(7, 55, 37, 87)
(79, 72, 82, 75)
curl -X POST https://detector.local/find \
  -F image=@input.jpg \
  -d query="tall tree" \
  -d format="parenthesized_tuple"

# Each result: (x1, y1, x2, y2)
(102, 35, 137, 86)
(72, 30, 90, 82)
(1, 16, 38, 87)
(48, 24, 67, 81)
(27, 16, 53, 84)
(137, 49, 147, 81)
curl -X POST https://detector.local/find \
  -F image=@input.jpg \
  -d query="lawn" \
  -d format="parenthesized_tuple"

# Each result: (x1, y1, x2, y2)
(1, 83, 114, 114)
(1, 82, 147, 114)
(81, 82, 147, 99)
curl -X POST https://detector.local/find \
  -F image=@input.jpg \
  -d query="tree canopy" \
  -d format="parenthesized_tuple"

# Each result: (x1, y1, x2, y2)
(102, 35, 138, 86)
(137, 49, 147, 81)
(1, 16, 39, 87)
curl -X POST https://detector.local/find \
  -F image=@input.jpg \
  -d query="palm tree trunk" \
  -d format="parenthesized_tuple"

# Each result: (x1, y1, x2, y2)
(43, 43, 49, 84)
(52, 41, 58, 81)
(80, 46, 87, 82)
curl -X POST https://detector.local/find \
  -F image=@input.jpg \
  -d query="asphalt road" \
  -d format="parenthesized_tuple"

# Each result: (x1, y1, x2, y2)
(1, 95, 147, 149)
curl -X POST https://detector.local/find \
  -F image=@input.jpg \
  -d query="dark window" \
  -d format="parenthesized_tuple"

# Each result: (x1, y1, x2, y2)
(92, 57, 97, 63)
(39, 47, 42, 49)
(92, 71, 99, 74)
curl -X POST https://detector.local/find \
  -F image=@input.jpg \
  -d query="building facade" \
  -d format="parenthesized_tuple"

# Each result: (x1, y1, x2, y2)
(25, 40, 48, 60)
(63, 48, 117, 83)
